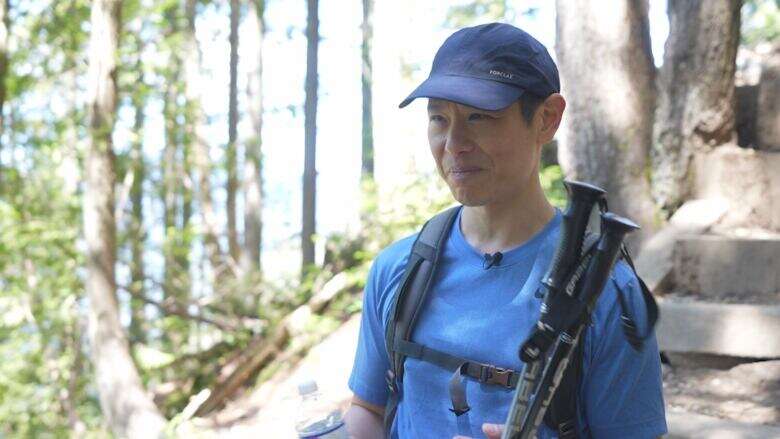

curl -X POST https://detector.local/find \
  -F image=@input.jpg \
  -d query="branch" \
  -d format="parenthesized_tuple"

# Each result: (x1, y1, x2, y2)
(118, 284, 243, 332)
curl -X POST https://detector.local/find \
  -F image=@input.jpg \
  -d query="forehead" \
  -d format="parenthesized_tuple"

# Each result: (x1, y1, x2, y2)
(426, 98, 512, 115)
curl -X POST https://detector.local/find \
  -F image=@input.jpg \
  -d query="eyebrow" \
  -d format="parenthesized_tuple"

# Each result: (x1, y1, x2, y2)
(427, 101, 444, 111)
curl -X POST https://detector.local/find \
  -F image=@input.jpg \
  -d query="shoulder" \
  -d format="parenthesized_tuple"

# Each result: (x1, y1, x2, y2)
(365, 233, 418, 307)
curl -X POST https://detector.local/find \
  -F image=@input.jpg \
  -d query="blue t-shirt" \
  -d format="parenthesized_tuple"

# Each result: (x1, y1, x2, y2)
(349, 208, 667, 438)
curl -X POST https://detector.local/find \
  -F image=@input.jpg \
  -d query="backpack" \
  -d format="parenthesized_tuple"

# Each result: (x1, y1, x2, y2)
(382, 206, 658, 438)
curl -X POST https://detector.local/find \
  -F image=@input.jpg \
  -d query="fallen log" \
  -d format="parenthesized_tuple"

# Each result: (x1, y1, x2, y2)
(192, 271, 356, 416)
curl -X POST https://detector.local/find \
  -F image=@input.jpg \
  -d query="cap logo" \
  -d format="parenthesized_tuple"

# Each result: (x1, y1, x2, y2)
(489, 69, 513, 79)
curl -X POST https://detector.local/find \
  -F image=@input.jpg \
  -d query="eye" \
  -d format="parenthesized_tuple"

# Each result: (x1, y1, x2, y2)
(429, 114, 445, 123)
(468, 113, 491, 121)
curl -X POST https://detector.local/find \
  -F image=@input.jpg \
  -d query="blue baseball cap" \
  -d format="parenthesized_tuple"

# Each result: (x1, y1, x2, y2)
(399, 23, 560, 111)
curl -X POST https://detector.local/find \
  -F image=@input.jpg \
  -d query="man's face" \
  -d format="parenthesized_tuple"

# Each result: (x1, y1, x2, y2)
(427, 98, 541, 207)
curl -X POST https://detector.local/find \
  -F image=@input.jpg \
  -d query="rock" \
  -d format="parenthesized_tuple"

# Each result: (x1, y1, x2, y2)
(757, 45, 780, 151)
(672, 234, 780, 301)
(656, 299, 780, 358)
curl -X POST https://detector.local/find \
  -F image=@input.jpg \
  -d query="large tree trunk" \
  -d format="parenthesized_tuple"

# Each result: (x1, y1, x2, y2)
(227, 0, 241, 267)
(0, 0, 9, 189)
(555, 0, 658, 247)
(242, 0, 264, 275)
(83, 0, 165, 436)
(360, 0, 374, 181)
(302, 0, 319, 272)
(651, 0, 741, 212)
(184, 0, 224, 283)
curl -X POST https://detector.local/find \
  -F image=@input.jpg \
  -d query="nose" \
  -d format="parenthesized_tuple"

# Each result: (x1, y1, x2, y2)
(444, 119, 475, 155)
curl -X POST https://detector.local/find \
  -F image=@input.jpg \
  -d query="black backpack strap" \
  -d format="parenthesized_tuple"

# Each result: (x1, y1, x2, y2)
(615, 245, 659, 350)
(540, 231, 600, 438)
(383, 206, 461, 434)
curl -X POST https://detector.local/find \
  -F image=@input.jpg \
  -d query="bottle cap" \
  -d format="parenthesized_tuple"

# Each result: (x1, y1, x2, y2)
(297, 379, 318, 396)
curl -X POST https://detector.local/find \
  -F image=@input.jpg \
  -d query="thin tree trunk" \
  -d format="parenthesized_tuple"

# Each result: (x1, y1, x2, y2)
(129, 50, 146, 344)
(555, 0, 658, 247)
(302, 0, 319, 272)
(163, 76, 179, 302)
(651, 0, 741, 212)
(83, 0, 165, 436)
(242, 0, 264, 275)
(227, 0, 240, 266)
(184, 0, 224, 283)
(360, 0, 374, 181)
(0, 0, 9, 189)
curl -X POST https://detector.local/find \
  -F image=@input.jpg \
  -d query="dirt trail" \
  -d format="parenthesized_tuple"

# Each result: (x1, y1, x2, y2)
(184, 314, 780, 438)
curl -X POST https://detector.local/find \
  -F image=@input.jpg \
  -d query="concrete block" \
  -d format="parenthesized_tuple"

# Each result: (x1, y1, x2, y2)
(657, 299, 780, 358)
(692, 146, 780, 231)
(757, 46, 780, 151)
(666, 407, 780, 439)
(672, 234, 780, 301)
(635, 199, 728, 292)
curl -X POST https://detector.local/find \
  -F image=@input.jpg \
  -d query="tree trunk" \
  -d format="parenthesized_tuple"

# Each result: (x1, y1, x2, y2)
(83, 0, 165, 436)
(242, 0, 264, 275)
(227, 0, 240, 267)
(302, 0, 319, 272)
(163, 74, 179, 303)
(555, 0, 658, 247)
(361, 0, 374, 181)
(651, 0, 741, 212)
(184, 0, 224, 283)
(129, 51, 146, 344)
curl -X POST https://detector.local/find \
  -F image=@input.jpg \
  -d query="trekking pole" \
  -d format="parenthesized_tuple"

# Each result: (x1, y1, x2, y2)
(496, 180, 602, 439)
(501, 212, 640, 439)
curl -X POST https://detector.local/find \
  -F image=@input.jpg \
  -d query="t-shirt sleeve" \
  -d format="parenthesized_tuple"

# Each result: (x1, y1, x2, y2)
(348, 259, 393, 407)
(579, 261, 668, 439)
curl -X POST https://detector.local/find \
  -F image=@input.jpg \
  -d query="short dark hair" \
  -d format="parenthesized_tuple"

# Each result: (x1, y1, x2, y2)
(518, 93, 546, 125)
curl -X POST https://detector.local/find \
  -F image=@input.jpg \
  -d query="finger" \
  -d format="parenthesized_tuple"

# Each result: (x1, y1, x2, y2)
(482, 423, 504, 438)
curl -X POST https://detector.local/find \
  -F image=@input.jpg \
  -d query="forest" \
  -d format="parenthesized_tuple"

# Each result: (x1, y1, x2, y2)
(0, 0, 778, 437)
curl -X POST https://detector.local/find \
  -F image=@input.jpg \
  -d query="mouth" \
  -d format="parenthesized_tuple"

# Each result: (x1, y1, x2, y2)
(448, 166, 484, 180)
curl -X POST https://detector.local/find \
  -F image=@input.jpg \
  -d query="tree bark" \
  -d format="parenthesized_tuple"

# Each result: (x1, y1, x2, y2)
(555, 0, 658, 247)
(242, 0, 264, 275)
(302, 0, 319, 272)
(227, 0, 241, 266)
(361, 0, 374, 181)
(183, 0, 224, 283)
(651, 0, 741, 212)
(83, 0, 165, 436)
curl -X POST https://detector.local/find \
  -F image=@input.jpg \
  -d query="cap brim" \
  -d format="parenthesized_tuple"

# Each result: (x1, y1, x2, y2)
(398, 74, 524, 111)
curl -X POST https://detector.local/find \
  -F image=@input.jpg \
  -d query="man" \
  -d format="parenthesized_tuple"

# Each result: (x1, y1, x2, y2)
(344, 23, 667, 438)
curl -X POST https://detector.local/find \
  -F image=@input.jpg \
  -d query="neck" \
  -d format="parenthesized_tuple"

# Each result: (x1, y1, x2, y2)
(460, 179, 556, 255)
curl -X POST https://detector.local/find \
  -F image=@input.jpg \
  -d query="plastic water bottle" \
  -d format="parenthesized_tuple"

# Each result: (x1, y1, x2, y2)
(295, 379, 349, 438)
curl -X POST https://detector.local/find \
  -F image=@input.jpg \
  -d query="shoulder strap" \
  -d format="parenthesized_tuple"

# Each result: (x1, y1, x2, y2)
(541, 231, 600, 438)
(383, 206, 461, 434)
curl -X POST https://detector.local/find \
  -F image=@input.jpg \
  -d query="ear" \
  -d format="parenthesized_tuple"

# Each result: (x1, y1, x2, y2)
(536, 93, 566, 145)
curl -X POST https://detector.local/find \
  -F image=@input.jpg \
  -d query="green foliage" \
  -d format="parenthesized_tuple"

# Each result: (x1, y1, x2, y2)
(742, 0, 780, 46)
(540, 164, 566, 209)
(0, 154, 106, 437)
(445, 0, 509, 27)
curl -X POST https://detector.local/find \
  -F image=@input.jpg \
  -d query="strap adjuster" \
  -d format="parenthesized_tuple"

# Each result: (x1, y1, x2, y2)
(557, 418, 576, 438)
(479, 365, 514, 389)
(385, 369, 398, 394)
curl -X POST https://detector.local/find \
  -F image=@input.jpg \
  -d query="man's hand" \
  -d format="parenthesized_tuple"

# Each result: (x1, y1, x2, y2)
(453, 422, 504, 439)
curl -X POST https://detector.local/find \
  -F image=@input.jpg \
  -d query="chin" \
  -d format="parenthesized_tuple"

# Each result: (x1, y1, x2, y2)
(450, 189, 490, 207)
